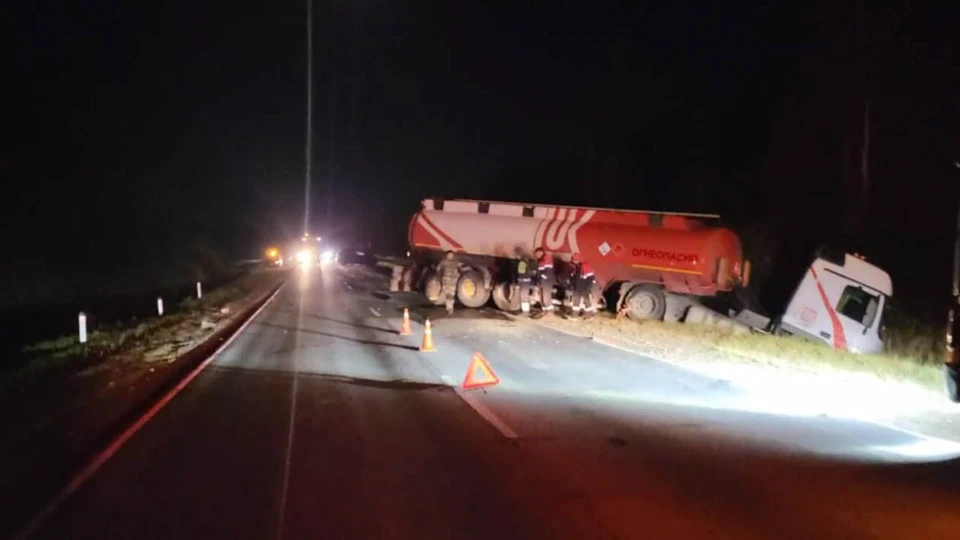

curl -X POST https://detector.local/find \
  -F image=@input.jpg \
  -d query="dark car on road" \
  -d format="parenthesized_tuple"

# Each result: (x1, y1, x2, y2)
(338, 247, 377, 266)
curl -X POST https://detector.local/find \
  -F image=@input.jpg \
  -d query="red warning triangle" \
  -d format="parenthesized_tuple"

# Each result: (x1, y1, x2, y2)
(462, 352, 500, 389)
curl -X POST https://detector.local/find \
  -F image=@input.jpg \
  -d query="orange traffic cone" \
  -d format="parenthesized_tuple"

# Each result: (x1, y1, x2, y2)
(400, 308, 412, 336)
(420, 319, 436, 352)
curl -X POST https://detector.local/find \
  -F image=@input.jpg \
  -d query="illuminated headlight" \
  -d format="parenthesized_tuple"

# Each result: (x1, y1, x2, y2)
(296, 250, 312, 265)
(320, 249, 336, 263)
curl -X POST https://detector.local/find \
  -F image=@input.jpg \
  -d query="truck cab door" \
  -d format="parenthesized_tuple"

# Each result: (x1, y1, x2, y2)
(779, 269, 836, 348)
(836, 284, 885, 354)
(779, 263, 886, 353)
(817, 269, 886, 353)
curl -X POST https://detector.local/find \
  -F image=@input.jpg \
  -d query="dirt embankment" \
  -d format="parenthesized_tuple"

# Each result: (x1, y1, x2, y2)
(0, 269, 287, 538)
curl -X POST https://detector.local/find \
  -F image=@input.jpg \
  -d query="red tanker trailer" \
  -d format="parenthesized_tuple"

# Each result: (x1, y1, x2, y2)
(405, 198, 750, 320)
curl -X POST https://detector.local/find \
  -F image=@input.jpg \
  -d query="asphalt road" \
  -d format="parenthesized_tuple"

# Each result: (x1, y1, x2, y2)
(26, 265, 960, 539)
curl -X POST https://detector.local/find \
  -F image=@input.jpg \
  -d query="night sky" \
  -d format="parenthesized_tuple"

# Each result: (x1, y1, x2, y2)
(5, 1, 958, 318)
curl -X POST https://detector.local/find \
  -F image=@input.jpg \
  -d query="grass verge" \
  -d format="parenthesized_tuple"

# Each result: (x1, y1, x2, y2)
(0, 269, 288, 538)
(538, 313, 945, 392)
(688, 324, 941, 390)
(11, 272, 263, 379)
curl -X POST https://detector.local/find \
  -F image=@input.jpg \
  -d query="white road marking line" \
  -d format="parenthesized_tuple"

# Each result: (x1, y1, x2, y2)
(276, 348, 299, 540)
(537, 323, 699, 374)
(853, 417, 960, 446)
(440, 375, 518, 439)
(368, 307, 381, 317)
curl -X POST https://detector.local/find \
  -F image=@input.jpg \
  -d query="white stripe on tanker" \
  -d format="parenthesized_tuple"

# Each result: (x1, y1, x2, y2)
(533, 207, 554, 249)
(543, 208, 572, 251)
(426, 209, 540, 257)
(566, 210, 595, 255)
(416, 214, 456, 251)
(425, 204, 596, 256)
(533, 208, 595, 255)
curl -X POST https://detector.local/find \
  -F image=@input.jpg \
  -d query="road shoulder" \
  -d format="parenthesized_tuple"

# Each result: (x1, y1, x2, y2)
(0, 270, 287, 538)
(522, 312, 960, 442)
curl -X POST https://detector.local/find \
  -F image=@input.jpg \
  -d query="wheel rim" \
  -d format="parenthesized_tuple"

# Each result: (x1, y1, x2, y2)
(629, 292, 659, 317)
(461, 278, 477, 298)
(425, 278, 441, 301)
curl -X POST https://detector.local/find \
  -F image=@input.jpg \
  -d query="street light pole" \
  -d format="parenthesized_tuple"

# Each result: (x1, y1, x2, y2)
(303, 0, 314, 237)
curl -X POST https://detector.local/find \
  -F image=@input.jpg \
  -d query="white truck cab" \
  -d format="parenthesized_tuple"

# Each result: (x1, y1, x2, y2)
(777, 252, 892, 354)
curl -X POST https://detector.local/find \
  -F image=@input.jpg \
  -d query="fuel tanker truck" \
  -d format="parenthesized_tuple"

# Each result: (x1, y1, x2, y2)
(400, 198, 894, 354)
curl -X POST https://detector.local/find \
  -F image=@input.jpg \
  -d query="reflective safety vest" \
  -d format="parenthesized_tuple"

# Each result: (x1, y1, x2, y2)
(537, 252, 554, 271)
(577, 262, 595, 282)
(517, 258, 535, 281)
(537, 253, 555, 282)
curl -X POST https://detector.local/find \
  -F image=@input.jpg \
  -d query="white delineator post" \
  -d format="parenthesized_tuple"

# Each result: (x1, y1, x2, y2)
(157, 297, 164, 317)
(196, 281, 202, 299)
(78, 312, 87, 344)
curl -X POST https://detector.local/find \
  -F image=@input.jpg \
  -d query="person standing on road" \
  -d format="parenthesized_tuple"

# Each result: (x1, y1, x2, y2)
(569, 252, 596, 319)
(436, 251, 462, 315)
(557, 256, 575, 315)
(532, 248, 555, 318)
(515, 250, 536, 316)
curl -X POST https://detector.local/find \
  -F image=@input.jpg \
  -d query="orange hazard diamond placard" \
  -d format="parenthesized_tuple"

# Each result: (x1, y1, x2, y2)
(462, 352, 500, 389)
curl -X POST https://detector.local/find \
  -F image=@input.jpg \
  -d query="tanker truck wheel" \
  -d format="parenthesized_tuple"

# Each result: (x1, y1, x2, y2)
(421, 272, 445, 306)
(457, 270, 491, 308)
(946, 364, 960, 403)
(623, 285, 667, 321)
(492, 282, 521, 312)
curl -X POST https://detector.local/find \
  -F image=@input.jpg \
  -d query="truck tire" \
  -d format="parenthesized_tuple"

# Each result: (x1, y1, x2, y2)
(492, 281, 520, 312)
(623, 284, 667, 321)
(946, 364, 960, 403)
(457, 270, 491, 308)
(422, 272, 445, 306)
(590, 283, 606, 310)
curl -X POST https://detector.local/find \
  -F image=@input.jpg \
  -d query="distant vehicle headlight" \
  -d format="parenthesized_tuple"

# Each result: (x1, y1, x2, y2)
(297, 250, 312, 265)
(320, 249, 336, 263)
